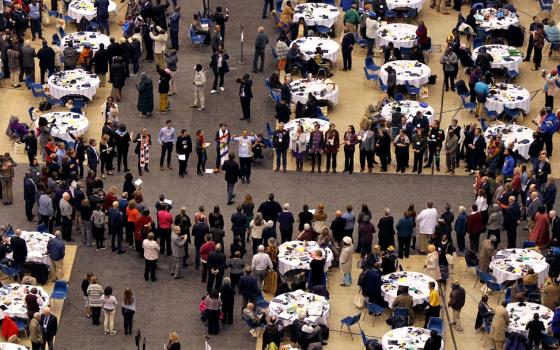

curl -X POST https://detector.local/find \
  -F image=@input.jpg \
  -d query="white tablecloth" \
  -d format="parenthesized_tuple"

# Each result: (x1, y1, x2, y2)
(277, 240, 333, 275)
(484, 124, 535, 159)
(293, 37, 340, 63)
(284, 118, 330, 144)
(381, 272, 437, 307)
(386, 0, 425, 10)
(290, 78, 339, 106)
(67, 0, 117, 22)
(47, 69, 100, 100)
(476, 8, 519, 31)
(35, 112, 89, 143)
(490, 249, 549, 287)
(381, 100, 435, 125)
(268, 290, 330, 326)
(472, 45, 523, 72)
(506, 302, 553, 337)
(0, 284, 50, 320)
(484, 84, 530, 114)
(379, 60, 431, 88)
(0, 343, 27, 350)
(382, 327, 444, 350)
(61, 31, 111, 53)
(376, 23, 418, 49)
(6, 231, 55, 265)
(293, 3, 339, 28)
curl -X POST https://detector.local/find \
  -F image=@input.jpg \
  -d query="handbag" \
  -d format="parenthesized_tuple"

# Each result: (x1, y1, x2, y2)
(353, 289, 365, 309)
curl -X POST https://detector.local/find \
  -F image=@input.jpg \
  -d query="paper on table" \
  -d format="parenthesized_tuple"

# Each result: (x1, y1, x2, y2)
(163, 199, 172, 205)
(178, 154, 186, 160)
(134, 179, 143, 186)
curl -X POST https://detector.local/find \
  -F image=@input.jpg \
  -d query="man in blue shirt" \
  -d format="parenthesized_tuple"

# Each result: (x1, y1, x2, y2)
(47, 231, 66, 282)
(158, 120, 177, 171)
(474, 79, 489, 119)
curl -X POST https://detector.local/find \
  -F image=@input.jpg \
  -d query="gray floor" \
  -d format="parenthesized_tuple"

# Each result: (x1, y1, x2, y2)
(0, 0, 537, 348)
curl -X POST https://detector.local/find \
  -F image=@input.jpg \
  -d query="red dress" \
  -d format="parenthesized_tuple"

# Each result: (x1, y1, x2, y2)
(529, 212, 550, 247)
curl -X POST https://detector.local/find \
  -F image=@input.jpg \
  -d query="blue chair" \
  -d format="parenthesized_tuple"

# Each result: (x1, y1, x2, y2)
(504, 287, 512, 304)
(266, 122, 275, 138)
(72, 97, 86, 109)
(316, 107, 328, 121)
(483, 106, 498, 121)
(503, 108, 521, 122)
(473, 37, 484, 49)
(28, 107, 36, 122)
(255, 293, 269, 309)
(25, 76, 35, 89)
(86, 22, 99, 31)
(405, 83, 420, 99)
(31, 84, 45, 99)
(188, 25, 205, 48)
(363, 67, 380, 87)
(471, 3, 484, 10)
(394, 307, 410, 326)
(400, 47, 412, 59)
(523, 240, 536, 248)
(403, 8, 418, 22)
(323, 0, 335, 5)
(540, 0, 553, 13)
(200, 17, 211, 25)
(504, 69, 519, 83)
(48, 10, 59, 17)
(52, 33, 61, 46)
(360, 330, 377, 350)
(36, 224, 49, 233)
(363, 301, 385, 326)
(427, 317, 443, 335)
(379, 79, 388, 92)
(14, 318, 28, 338)
(486, 281, 506, 303)
(340, 313, 362, 340)
(70, 107, 82, 114)
(394, 93, 404, 101)
(316, 25, 331, 38)
(59, 26, 67, 38)
(365, 56, 380, 71)
(0, 263, 21, 282)
(474, 267, 496, 288)
(476, 27, 490, 44)
(340, 0, 353, 11)
(385, 10, 397, 21)
(460, 95, 477, 111)
(51, 280, 69, 304)
(542, 333, 559, 347)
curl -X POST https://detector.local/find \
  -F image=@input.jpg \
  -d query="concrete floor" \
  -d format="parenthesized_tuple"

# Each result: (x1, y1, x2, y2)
(0, 0, 556, 349)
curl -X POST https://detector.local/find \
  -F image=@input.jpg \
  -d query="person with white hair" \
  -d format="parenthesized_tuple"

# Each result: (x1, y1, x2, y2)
(242, 302, 266, 336)
(47, 230, 65, 282)
(40, 306, 58, 349)
(298, 223, 316, 241)
(277, 203, 294, 243)
(59, 192, 74, 241)
(251, 245, 272, 290)
(262, 220, 276, 246)
(339, 237, 353, 286)
(170, 226, 188, 279)
(30, 311, 42, 350)
(292, 310, 328, 346)
(253, 26, 268, 73)
(416, 201, 438, 254)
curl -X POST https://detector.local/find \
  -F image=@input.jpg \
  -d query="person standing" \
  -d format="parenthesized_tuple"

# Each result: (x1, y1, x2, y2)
(40, 307, 57, 350)
(157, 67, 172, 112)
(21, 40, 36, 83)
(28, 0, 43, 41)
(273, 123, 290, 173)
(101, 286, 117, 335)
(122, 288, 135, 335)
(176, 129, 192, 177)
(533, 24, 545, 71)
(444, 129, 458, 175)
(137, 73, 154, 117)
(113, 124, 131, 173)
(503, 196, 521, 248)
(134, 128, 152, 175)
(214, 123, 231, 173)
(343, 125, 358, 174)
(168, 7, 180, 50)
(7, 45, 21, 88)
(47, 231, 65, 281)
(339, 236, 353, 286)
(237, 74, 253, 122)
(207, 243, 227, 292)
(358, 121, 375, 173)
(440, 47, 458, 92)
(324, 123, 340, 173)
(143, 232, 160, 281)
(0, 153, 16, 205)
(308, 123, 324, 173)
(59, 192, 74, 242)
(524, 17, 541, 62)
(222, 153, 241, 205)
(340, 28, 355, 71)
(30, 312, 43, 350)
(86, 139, 99, 176)
(191, 64, 206, 111)
(233, 130, 256, 184)
(210, 46, 229, 94)
(396, 211, 414, 259)
(171, 225, 188, 279)
(150, 27, 167, 68)
(157, 205, 173, 256)
(277, 203, 294, 243)
(95, 0, 111, 34)
(253, 27, 268, 73)
(394, 129, 410, 173)
(490, 301, 510, 350)
(37, 41, 55, 84)
(448, 280, 466, 331)
(158, 120, 176, 171)
(23, 171, 37, 221)
(108, 201, 124, 253)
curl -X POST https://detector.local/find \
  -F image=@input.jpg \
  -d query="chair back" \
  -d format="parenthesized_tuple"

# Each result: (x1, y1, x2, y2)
(522, 241, 536, 248)
(504, 287, 512, 304)
(59, 26, 66, 38)
(486, 281, 503, 292)
(266, 122, 274, 137)
(394, 307, 409, 318)
(52, 33, 61, 46)
(350, 313, 361, 325)
(427, 317, 443, 334)
(54, 280, 68, 294)
(471, 3, 484, 10)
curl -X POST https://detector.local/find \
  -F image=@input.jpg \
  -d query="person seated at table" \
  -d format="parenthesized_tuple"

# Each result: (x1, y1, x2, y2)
(424, 330, 442, 350)
(280, 1, 295, 27)
(523, 268, 539, 288)
(286, 43, 308, 75)
(380, 247, 398, 275)
(358, 262, 384, 305)
(410, 45, 425, 64)
(542, 277, 560, 309)
(262, 316, 284, 350)
(313, 47, 333, 78)
(303, 94, 328, 119)
(383, 42, 401, 64)
(77, 42, 93, 71)
(292, 310, 328, 346)
(192, 14, 211, 44)
(8, 116, 29, 140)
(512, 277, 526, 302)
(475, 47, 494, 75)
(297, 223, 317, 241)
(456, 44, 474, 68)
(269, 72, 282, 91)
(391, 285, 414, 324)
(242, 303, 267, 335)
(290, 17, 308, 40)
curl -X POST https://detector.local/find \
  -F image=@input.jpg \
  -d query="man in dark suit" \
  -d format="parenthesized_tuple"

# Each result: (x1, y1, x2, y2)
(221, 153, 240, 205)
(237, 74, 253, 122)
(86, 139, 99, 176)
(176, 128, 192, 178)
(468, 127, 486, 174)
(340, 28, 356, 71)
(10, 229, 27, 275)
(257, 193, 282, 224)
(207, 243, 226, 292)
(273, 124, 290, 173)
(231, 206, 248, 243)
(281, 75, 291, 104)
(40, 307, 57, 350)
(239, 266, 260, 313)
(23, 171, 37, 222)
(192, 217, 210, 270)
(504, 196, 521, 248)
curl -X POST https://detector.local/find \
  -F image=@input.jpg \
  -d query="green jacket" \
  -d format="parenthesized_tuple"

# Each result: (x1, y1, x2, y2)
(343, 9, 360, 25)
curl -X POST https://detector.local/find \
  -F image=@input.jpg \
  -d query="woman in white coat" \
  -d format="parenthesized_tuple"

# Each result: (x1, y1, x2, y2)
(424, 244, 441, 281)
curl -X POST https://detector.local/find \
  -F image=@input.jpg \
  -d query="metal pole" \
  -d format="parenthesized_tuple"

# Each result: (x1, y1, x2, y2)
(239, 25, 244, 64)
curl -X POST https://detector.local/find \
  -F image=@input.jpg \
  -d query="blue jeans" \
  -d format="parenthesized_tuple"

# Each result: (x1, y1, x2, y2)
(343, 273, 352, 286)
(276, 148, 287, 170)
(227, 182, 235, 202)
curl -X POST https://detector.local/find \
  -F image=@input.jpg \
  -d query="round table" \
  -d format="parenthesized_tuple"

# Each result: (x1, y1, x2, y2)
(379, 60, 431, 88)
(476, 8, 519, 31)
(290, 78, 339, 106)
(35, 112, 89, 143)
(47, 69, 100, 100)
(485, 84, 530, 114)
(376, 23, 418, 49)
(268, 290, 330, 326)
(292, 37, 340, 63)
(61, 31, 111, 53)
(506, 302, 553, 337)
(382, 326, 444, 350)
(490, 249, 549, 287)
(293, 3, 339, 28)
(284, 118, 330, 144)
(472, 45, 523, 72)
(381, 100, 435, 125)
(6, 231, 55, 265)
(67, 0, 117, 22)
(381, 271, 437, 307)
(277, 240, 333, 275)
(484, 124, 535, 159)
(0, 284, 50, 320)
(386, 0, 425, 10)
(0, 344, 27, 350)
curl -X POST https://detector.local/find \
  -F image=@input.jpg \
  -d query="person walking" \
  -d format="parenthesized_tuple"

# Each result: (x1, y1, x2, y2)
(210, 46, 229, 94)
(170, 225, 188, 279)
(448, 280, 466, 331)
(222, 153, 241, 205)
(95, 0, 111, 34)
(121, 288, 135, 335)
(253, 27, 268, 73)
(237, 74, 253, 122)
(158, 120, 176, 171)
(191, 64, 206, 111)
(143, 232, 160, 281)
(47, 231, 65, 281)
(168, 8, 181, 50)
